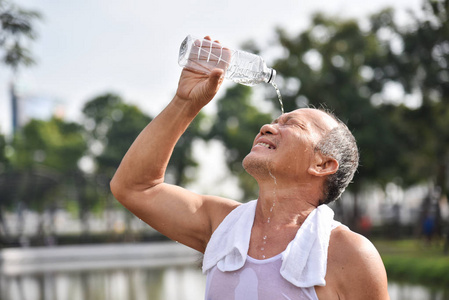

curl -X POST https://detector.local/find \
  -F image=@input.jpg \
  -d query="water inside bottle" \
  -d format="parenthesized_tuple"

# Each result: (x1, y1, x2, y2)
(271, 82, 284, 114)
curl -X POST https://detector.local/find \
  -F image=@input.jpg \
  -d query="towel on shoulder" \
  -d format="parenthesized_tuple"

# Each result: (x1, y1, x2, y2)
(203, 200, 341, 288)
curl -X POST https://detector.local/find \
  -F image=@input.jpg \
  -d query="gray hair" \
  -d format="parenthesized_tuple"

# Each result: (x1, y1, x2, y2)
(315, 111, 359, 205)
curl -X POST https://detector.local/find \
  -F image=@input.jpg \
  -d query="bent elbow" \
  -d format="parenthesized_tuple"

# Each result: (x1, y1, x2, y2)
(110, 174, 163, 206)
(110, 176, 128, 205)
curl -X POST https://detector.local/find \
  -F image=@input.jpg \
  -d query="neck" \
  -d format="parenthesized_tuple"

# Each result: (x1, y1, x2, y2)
(250, 175, 323, 260)
(255, 178, 321, 227)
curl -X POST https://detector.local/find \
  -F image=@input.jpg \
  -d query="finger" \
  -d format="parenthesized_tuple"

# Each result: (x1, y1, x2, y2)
(188, 38, 211, 73)
(186, 36, 227, 74)
(201, 39, 226, 72)
(217, 46, 231, 70)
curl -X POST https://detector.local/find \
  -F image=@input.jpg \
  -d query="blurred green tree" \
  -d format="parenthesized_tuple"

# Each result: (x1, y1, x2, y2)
(81, 93, 151, 233)
(2, 117, 86, 241)
(371, 0, 449, 195)
(0, 0, 41, 71)
(13, 118, 85, 171)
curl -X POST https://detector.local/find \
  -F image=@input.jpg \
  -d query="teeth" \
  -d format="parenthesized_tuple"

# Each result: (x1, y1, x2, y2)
(257, 142, 273, 149)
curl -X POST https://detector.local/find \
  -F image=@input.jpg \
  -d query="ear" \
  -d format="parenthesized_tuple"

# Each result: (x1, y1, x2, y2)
(308, 153, 339, 177)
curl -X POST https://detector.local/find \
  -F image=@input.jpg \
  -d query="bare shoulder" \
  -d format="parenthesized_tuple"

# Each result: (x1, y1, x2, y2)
(326, 226, 390, 300)
(329, 226, 380, 259)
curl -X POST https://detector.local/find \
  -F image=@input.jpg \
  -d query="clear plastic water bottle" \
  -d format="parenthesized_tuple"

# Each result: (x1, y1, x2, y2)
(178, 35, 276, 86)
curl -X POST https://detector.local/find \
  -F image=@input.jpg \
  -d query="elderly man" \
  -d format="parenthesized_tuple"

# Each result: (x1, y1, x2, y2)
(110, 37, 389, 300)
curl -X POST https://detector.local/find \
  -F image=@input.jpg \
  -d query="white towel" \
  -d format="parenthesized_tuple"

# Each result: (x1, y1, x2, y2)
(202, 200, 339, 288)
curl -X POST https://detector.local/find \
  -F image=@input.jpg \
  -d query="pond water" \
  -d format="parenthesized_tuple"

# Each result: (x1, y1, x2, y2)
(3, 268, 449, 300)
(1, 265, 206, 300)
(388, 281, 449, 300)
(1, 243, 448, 300)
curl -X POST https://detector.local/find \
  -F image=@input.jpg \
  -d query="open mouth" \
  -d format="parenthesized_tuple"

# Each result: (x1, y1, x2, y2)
(256, 142, 276, 150)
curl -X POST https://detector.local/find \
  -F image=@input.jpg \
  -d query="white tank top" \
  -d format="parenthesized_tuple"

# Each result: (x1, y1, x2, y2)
(205, 253, 319, 300)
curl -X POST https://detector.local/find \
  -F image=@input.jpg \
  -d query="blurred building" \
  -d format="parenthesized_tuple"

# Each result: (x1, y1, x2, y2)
(10, 82, 65, 134)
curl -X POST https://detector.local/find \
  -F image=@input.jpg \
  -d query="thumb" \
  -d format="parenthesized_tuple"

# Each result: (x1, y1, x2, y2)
(206, 68, 225, 95)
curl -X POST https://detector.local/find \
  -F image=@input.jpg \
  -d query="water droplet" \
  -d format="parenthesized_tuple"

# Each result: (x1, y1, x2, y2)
(261, 247, 264, 251)
(262, 255, 266, 259)
(263, 235, 267, 240)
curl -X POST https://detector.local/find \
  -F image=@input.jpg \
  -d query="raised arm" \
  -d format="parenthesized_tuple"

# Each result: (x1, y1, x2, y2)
(110, 37, 239, 252)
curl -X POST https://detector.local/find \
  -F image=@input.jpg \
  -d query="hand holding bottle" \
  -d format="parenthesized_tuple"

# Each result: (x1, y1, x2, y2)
(176, 36, 228, 110)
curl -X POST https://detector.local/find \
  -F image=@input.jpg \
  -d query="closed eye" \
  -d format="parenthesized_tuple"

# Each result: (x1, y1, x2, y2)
(285, 119, 307, 130)
(290, 122, 306, 129)
(272, 116, 307, 130)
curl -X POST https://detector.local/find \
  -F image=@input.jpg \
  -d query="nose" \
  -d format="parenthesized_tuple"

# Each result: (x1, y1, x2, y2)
(260, 123, 279, 135)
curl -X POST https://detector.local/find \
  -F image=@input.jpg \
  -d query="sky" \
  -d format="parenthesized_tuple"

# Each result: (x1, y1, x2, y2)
(0, 0, 424, 196)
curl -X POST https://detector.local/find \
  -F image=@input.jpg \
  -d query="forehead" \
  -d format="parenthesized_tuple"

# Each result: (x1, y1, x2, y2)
(276, 109, 338, 132)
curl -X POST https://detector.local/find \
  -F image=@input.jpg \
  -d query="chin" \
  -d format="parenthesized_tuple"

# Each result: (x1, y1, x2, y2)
(242, 154, 271, 178)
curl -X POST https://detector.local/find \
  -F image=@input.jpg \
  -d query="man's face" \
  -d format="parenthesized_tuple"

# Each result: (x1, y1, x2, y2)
(242, 108, 338, 182)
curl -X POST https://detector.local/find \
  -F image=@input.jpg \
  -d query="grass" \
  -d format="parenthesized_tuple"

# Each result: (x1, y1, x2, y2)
(373, 239, 449, 286)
